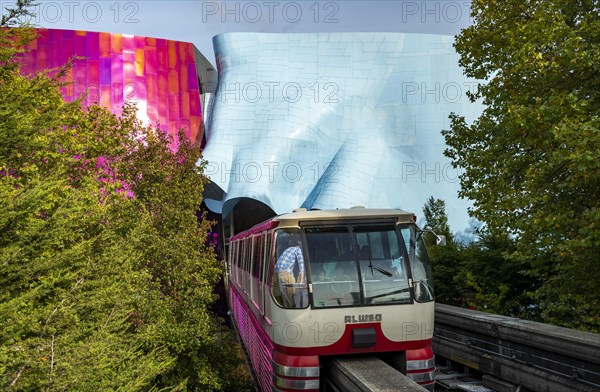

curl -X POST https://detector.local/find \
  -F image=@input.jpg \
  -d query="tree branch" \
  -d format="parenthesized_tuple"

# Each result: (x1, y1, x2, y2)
(9, 364, 26, 387)
(45, 277, 85, 326)
(1, 0, 38, 27)
(50, 334, 55, 375)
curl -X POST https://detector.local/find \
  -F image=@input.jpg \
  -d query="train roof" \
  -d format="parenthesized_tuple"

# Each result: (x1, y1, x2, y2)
(277, 207, 414, 223)
(231, 208, 416, 240)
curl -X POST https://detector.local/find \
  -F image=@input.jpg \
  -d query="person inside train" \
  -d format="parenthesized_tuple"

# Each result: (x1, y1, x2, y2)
(313, 265, 328, 282)
(332, 263, 352, 281)
(329, 263, 356, 305)
(275, 235, 306, 308)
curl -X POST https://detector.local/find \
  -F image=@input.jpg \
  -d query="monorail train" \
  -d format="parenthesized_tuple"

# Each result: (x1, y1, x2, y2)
(226, 207, 439, 391)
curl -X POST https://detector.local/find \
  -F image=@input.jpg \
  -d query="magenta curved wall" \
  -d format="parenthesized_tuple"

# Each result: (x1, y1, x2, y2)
(20, 29, 205, 144)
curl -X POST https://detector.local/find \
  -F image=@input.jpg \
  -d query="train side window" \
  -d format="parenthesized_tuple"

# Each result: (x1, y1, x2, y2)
(237, 240, 242, 279)
(237, 240, 241, 271)
(245, 238, 251, 272)
(230, 241, 236, 281)
(240, 240, 246, 273)
(252, 235, 262, 279)
(233, 240, 240, 283)
(248, 238, 254, 283)
(262, 232, 272, 284)
(409, 226, 435, 303)
(271, 229, 308, 309)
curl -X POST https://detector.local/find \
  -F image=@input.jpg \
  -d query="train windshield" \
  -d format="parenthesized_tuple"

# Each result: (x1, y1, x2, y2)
(304, 224, 434, 308)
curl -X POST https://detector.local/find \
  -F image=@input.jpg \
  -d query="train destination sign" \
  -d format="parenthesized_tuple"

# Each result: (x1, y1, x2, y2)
(345, 314, 383, 324)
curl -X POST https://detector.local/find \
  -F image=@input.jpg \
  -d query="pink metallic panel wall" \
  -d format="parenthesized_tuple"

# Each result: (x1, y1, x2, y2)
(20, 29, 204, 144)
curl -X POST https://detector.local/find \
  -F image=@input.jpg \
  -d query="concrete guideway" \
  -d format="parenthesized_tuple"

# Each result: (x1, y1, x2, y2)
(322, 357, 429, 392)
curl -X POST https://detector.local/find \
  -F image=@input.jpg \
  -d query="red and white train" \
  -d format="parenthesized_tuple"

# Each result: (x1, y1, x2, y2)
(226, 208, 439, 391)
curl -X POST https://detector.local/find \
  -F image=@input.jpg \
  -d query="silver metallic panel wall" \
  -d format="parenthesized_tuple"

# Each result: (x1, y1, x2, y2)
(201, 33, 482, 231)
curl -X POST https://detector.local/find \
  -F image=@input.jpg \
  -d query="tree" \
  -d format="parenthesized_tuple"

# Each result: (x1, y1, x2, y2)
(422, 197, 463, 305)
(456, 228, 541, 319)
(422, 196, 453, 243)
(422, 198, 541, 317)
(0, 5, 254, 390)
(443, 0, 600, 331)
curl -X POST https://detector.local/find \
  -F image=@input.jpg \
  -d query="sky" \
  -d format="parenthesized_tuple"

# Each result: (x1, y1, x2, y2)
(24, 0, 474, 65)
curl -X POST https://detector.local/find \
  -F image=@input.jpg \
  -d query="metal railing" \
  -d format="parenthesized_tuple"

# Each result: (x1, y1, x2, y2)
(433, 304, 600, 392)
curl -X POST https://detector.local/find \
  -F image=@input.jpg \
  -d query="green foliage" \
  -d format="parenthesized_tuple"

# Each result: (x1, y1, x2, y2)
(422, 196, 453, 243)
(456, 228, 540, 319)
(1, 0, 37, 27)
(0, 6, 254, 390)
(423, 198, 541, 319)
(443, 0, 600, 331)
(0, 1, 36, 79)
(422, 197, 463, 305)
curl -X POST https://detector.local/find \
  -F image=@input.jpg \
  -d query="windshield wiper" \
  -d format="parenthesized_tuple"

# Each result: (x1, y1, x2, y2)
(366, 287, 410, 300)
(368, 258, 393, 277)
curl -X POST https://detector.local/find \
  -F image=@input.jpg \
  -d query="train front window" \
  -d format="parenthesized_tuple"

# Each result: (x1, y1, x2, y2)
(305, 228, 360, 307)
(356, 227, 411, 305)
(305, 226, 412, 308)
